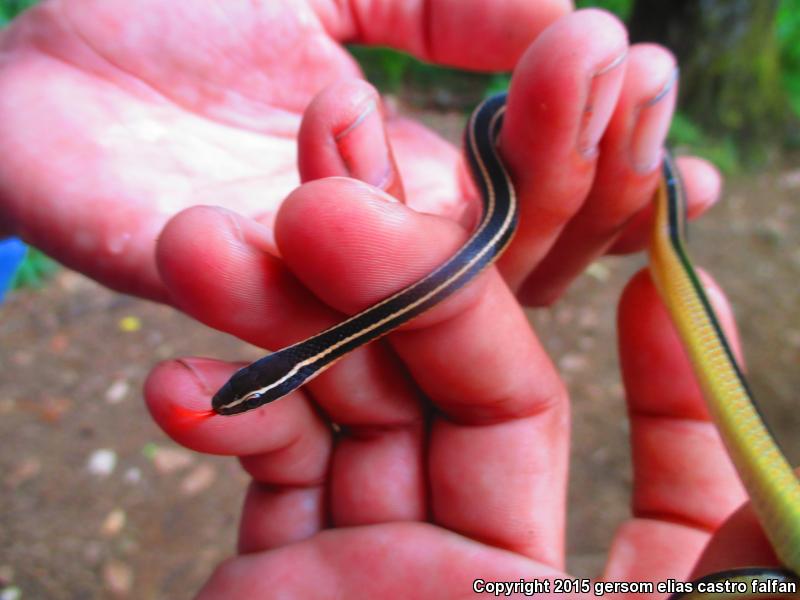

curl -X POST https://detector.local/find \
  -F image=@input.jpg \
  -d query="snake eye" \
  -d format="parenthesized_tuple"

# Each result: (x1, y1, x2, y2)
(243, 391, 265, 412)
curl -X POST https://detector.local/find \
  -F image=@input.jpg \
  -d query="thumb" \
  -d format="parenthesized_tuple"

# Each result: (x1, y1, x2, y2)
(298, 79, 404, 200)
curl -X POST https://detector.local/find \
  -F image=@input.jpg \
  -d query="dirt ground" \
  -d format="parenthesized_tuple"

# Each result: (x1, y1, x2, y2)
(3, 109, 800, 599)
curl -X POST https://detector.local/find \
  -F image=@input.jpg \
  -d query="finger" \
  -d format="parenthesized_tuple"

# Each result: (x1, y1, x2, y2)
(517, 44, 677, 305)
(605, 520, 710, 584)
(299, 78, 469, 226)
(144, 358, 332, 551)
(157, 202, 427, 529)
(496, 10, 629, 296)
(298, 79, 404, 200)
(622, 269, 747, 523)
(157, 204, 423, 425)
(324, 0, 570, 70)
(693, 503, 781, 574)
(277, 177, 569, 565)
(607, 269, 747, 581)
(197, 523, 554, 600)
(157, 205, 334, 346)
(608, 156, 722, 254)
(237, 482, 326, 554)
(144, 358, 330, 468)
(605, 499, 781, 584)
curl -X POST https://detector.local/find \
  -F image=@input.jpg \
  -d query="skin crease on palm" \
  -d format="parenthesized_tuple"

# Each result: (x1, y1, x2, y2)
(0, 1, 785, 598)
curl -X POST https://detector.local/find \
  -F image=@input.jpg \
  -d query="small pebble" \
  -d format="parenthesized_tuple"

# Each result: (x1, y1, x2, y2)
(180, 464, 216, 496)
(48, 334, 69, 354)
(118, 316, 141, 332)
(105, 380, 130, 404)
(586, 261, 610, 281)
(559, 353, 588, 373)
(5, 458, 41, 488)
(57, 271, 86, 292)
(141, 442, 158, 460)
(103, 560, 133, 595)
(101, 509, 126, 537)
(87, 449, 117, 477)
(123, 468, 142, 484)
(152, 447, 194, 475)
(36, 395, 72, 423)
(0, 586, 21, 600)
(778, 168, 800, 189)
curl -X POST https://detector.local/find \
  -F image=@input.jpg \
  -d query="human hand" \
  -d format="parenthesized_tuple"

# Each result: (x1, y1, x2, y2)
(136, 27, 777, 582)
(0, 0, 566, 301)
(0, 3, 718, 307)
(141, 10, 779, 596)
(144, 178, 781, 597)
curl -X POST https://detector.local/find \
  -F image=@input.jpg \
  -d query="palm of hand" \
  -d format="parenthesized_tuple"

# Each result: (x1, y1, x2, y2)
(0, 0, 461, 299)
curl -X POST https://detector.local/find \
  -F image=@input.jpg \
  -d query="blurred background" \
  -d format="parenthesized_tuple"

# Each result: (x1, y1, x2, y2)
(3, 0, 800, 598)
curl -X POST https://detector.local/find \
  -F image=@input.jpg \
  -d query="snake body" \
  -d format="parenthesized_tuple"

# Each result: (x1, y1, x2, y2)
(212, 93, 516, 415)
(651, 156, 800, 597)
(212, 93, 800, 595)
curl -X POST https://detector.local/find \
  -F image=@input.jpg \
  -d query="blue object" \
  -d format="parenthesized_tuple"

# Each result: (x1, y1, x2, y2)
(0, 237, 27, 302)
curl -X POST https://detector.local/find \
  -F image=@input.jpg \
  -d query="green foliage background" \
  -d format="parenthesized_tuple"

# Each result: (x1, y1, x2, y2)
(0, 0, 36, 25)
(777, 0, 800, 117)
(353, 0, 800, 172)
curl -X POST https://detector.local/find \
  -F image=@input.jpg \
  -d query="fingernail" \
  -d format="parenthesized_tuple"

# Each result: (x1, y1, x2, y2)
(211, 205, 274, 250)
(578, 49, 628, 158)
(335, 99, 398, 193)
(212, 206, 246, 243)
(630, 66, 679, 173)
(176, 358, 215, 394)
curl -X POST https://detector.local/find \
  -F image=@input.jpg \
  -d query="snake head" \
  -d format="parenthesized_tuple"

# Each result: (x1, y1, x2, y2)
(212, 350, 300, 416)
(211, 378, 264, 416)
